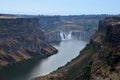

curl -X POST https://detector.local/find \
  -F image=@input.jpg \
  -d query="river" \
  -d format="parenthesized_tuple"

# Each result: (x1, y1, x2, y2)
(0, 39, 87, 80)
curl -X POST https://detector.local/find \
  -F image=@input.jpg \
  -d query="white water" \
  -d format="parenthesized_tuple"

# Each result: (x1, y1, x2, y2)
(60, 31, 72, 40)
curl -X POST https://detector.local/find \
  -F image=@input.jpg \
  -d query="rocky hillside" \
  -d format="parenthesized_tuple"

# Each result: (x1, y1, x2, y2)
(0, 17, 57, 68)
(34, 16, 120, 80)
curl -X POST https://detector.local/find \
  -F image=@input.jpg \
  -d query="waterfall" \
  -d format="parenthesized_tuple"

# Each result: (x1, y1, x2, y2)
(60, 31, 65, 40)
(60, 30, 72, 40)
(67, 31, 72, 39)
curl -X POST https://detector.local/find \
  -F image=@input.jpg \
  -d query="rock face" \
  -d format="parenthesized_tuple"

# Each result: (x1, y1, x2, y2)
(38, 16, 60, 31)
(90, 17, 120, 80)
(38, 15, 108, 42)
(0, 15, 109, 43)
(0, 18, 58, 67)
(45, 30, 61, 42)
(91, 17, 120, 58)
(72, 30, 95, 41)
(34, 16, 120, 80)
(45, 29, 95, 42)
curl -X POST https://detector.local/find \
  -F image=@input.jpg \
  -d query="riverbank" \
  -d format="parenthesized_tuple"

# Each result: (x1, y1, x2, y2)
(0, 49, 58, 71)
(0, 39, 87, 80)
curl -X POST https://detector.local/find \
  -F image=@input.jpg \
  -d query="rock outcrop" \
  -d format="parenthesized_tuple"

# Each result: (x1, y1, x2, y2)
(0, 17, 58, 68)
(72, 30, 95, 41)
(0, 14, 108, 43)
(90, 16, 120, 80)
(45, 30, 61, 42)
(45, 29, 95, 42)
(38, 15, 108, 42)
(34, 16, 120, 80)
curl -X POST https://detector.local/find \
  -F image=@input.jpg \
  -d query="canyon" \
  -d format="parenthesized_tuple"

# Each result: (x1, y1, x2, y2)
(38, 15, 109, 42)
(0, 14, 109, 43)
(0, 17, 57, 69)
(0, 14, 113, 80)
(34, 16, 120, 80)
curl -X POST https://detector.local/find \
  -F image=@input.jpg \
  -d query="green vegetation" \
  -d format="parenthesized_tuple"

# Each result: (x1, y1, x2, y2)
(82, 61, 92, 80)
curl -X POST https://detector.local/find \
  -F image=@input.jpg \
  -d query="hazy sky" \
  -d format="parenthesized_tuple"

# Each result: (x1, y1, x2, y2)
(0, 0, 120, 15)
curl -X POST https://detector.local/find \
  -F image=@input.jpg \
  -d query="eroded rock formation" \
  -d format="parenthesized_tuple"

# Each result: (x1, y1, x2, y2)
(34, 16, 120, 80)
(0, 17, 58, 67)
(38, 15, 108, 42)
(45, 30, 61, 42)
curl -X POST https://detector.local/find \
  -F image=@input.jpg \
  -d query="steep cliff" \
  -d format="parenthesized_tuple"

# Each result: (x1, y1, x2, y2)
(72, 30, 95, 41)
(90, 16, 120, 80)
(0, 14, 104, 45)
(0, 17, 58, 68)
(38, 15, 108, 42)
(34, 16, 120, 80)
(45, 30, 61, 42)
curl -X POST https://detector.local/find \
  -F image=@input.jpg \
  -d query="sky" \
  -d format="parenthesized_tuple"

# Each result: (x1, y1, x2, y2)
(0, 0, 120, 15)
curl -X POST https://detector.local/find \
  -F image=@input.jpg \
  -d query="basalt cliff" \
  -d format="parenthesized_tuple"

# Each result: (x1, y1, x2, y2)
(38, 15, 108, 42)
(34, 16, 120, 80)
(0, 17, 57, 68)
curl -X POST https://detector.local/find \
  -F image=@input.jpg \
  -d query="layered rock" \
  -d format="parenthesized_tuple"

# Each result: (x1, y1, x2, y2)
(34, 16, 120, 80)
(38, 16, 60, 31)
(45, 29, 95, 42)
(0, 18, 58, 67)
(45, 30, 61, 42)
(72, 30, 95, 41)
(38, 15, 108, 42)
(90, 17, 120, 80)
(0, 15, 108, 43)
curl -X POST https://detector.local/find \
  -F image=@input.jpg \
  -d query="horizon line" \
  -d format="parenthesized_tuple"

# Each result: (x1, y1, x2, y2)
(0, 13, 120, 16)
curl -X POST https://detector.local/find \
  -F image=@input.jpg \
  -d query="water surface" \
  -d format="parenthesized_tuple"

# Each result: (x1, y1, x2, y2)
(0, 39, 87, 80)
